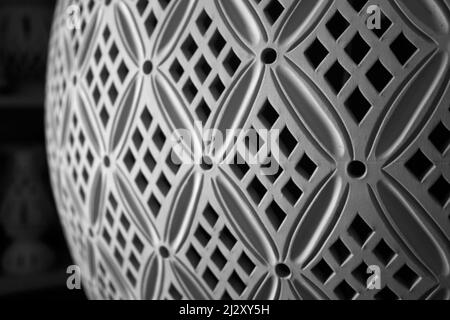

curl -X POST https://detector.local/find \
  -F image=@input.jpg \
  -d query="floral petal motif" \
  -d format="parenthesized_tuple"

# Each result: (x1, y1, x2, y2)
(288, 175, 349, 267)
(110, 75, 142, 153)
(210, 61, 264, 161)
(142, 252, 164, 300)
(89, 166, 105, 228)
(114, 2, 145, 65)
(213, 172, 278, 264)
(76, 90, 103, 156)
(216, 0, 267, 49)
(87, 241, 97, 281)
(374, 52, 449, 161)
(165, 170, 204, 252)
(248, 273, 280, 299)
(60, 95, 73, 150)
(171, 259, 211, 300)
(113, 170, 160, 246)
(277, 0, 332, 50)
(374, 178, 450, 277)
(154, 0, 197, 61)
(276, 62, 351, 159)
(153, 72, 202, 159)
(396, 0, 450, 35)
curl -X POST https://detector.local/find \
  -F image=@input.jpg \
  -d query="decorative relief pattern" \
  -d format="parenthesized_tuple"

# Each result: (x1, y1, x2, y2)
(46, 0, 450, 300)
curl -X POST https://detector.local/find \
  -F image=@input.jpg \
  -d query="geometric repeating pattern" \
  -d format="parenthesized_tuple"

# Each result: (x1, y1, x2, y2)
(46, 0, 450, 299)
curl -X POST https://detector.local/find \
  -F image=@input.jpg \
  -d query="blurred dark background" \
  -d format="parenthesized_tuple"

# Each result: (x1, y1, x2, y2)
(0, 0, 85, 299)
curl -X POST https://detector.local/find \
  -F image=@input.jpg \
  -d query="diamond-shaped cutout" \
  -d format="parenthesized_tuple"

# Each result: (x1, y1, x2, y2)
(157, 173, 171, 196)
(345, 87, 372, 124)
(148, 194, 161, 217)
(326, 11, 350, 40)
(209, 30, 226, 57)
(100, 106, 109, 128)
(144, 150, 156, 172)
(118, 61, 129, 83)
(264, 0, 284, 25)
(230, 153, 250, 180)
(196, 99, 211, 124)
(405, 149, 433, 181)
(203, 268, 219, 291)
(247, 177, 267, 205)
(325, 61, 350, 94)
(279, 127, 297, 157)
(132, 130, 143, 149)
(345, 32, 370, 65)
(186, 245, 201, 269)
(429, 122, 450, 154)
(135, 172, 148, 193)
(390, 33, 417, 66)
(366, 60, 393, 93)
(169, 59, 184, 83)
(334, 281, 357, 300)
(211, 248, 227, 270)
(203, 204, 218, 227)
(158, 0, 171, 10)
(181, 35, 198, 60)
(265, 200, 287, 231)
(330, 238, 351, 266)
(228, 271, 246, 295)
(258, 100, 279, 129)
(196, 10, 212, 35)
(370, 10, 392, 38)
(209, 76, 225, 101)
(219, 227, 237, 251)
(238, 252, 255, 275)
(194, 225, 211, 247)
(312, 259, 333, 284)
(352, 261, 369, 286)
(108, 84, 118, 104)
(429, 176, 450, 207)
(144, 11, 158, 39)
(152, 126, 166, 151)
(373, 239, 396, 266)
(223, 49, 241, 76)
(281, 179, 303, 206)
(103, 26, 111, 42)
(394, 265, 419, 290)
(141, 108, 153, 130)
(348, 214, 373, 247)
(124, 150, 136, 172)
(100, 65, 110, 85)
(348, 0, 369, 12)
(182, 78, 198, 103)
(136, 0, 148, 15)
(195, 56, 212, 83)
(305, 38, 329, 69)
(109, 43, 119, 62)
(296, 153, 317, 180)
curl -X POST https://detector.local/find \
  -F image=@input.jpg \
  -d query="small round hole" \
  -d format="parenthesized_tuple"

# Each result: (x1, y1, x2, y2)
(261, 48, 277, 65)
(73, 76, 77, 85)
(143, 60, 153, 74)
(103, 156, 111, 168)
(275, 263, 291, 279)
(159, 246, 170, 259)
(200, 155, 213, 171)
(105, 0, 112, 5)
(347, 160, 367, 179)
